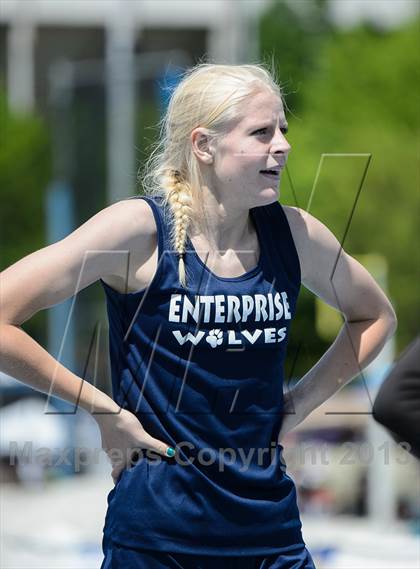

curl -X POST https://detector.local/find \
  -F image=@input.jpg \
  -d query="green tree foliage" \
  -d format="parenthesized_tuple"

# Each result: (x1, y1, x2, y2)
(260, 0, 331, 112)
(0, 89, 51, 267)
(0, 88, 51, 342)
(260, 9, 419, 365)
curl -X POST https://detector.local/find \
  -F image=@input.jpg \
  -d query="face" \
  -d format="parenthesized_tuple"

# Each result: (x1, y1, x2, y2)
(192, 89, 291, 209)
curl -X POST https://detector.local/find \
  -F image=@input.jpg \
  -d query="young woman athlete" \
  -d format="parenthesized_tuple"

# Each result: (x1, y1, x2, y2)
(0, 63, 397, 568)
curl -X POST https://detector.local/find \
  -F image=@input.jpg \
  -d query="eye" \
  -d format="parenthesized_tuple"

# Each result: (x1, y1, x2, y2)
(252, 127, 268, 135)
(252, 126, 289, 136)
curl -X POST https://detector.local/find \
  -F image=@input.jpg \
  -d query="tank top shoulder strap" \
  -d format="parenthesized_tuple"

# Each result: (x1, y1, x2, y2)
(252, 200, 301, 286)
(122, 194, 179, 292)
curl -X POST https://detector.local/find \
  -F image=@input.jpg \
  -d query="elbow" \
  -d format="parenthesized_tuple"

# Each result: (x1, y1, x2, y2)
(389, 317, 398, 339)
(348, 310, 398, 341)
(384, 310, 398, 341)
(379, 300, 398, 341)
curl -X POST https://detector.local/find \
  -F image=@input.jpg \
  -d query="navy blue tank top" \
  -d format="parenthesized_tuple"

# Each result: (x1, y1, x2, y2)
(100, 194, 307, 556)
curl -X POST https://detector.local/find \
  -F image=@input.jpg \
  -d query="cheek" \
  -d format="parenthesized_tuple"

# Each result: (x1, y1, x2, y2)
(216, 143, 262, 180)
(240, 142, 265, 164)
(235, 150, 260, 178)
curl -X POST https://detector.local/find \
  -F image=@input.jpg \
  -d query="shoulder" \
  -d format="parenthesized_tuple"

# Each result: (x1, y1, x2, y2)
(108, 196, 157, 233)
(65, 195, 158, 281)
(92, 196, 157, 249)
(281, 205, 343, 285)
(0, 196, 159, 325)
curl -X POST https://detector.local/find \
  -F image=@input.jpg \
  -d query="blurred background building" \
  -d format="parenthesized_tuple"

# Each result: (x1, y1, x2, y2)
(0, 0, 419, 567)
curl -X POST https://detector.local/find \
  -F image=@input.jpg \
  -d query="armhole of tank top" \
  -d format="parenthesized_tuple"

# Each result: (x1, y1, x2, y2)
(134, 195, 166, 294)
(99, 195, 165, 297)
(267, 201, 302, 285)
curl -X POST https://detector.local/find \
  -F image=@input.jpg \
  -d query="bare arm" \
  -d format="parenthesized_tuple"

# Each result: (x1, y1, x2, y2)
(0, 198, 176, 478)
(279, 206, 397, 437)
(0, 198, 157, 413)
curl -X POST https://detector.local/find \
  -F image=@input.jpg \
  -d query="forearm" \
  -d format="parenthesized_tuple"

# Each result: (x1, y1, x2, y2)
(0, 323, 120, 416)
(290, 314, 397, 417)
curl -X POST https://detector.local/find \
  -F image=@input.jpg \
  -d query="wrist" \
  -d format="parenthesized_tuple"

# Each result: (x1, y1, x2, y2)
(78, 382, 121, 419)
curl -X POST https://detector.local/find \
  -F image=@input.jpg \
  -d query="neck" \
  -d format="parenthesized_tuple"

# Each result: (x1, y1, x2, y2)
(189, 189, 254, 253)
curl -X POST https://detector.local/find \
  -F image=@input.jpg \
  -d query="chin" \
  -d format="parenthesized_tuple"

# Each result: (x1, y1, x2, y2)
(262, 185, 280, 200)
(253, 187, 279, 208)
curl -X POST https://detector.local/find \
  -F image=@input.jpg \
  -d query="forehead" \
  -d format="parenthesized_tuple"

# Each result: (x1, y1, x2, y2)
(236, 90, 286, 128)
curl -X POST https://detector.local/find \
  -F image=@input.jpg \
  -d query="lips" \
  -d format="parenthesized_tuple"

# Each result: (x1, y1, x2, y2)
(259, 164, 285, 176)
(260, 169, 281, 179)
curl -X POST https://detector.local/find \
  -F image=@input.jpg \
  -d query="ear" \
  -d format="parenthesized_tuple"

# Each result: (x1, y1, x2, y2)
(191, 127, 214, 165)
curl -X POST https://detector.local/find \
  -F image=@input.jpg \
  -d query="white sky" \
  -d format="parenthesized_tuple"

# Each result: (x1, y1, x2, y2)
(327, 0, 419, 28)
(1, 0, 419, 29)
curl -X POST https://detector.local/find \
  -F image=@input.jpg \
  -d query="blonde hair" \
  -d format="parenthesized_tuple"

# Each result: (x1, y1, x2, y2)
(139, 62, 284, 289)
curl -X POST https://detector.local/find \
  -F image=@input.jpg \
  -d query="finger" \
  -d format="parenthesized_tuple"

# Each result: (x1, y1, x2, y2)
(141, 434, 176, 458)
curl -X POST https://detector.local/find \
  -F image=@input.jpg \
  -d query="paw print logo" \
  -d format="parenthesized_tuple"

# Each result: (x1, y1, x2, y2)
(206, 329, 223, 348)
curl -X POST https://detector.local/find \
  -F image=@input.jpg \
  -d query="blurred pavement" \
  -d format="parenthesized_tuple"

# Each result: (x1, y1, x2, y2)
(1, 472, 419, 568)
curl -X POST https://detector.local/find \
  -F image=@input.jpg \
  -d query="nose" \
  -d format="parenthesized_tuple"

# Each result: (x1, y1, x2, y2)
(271, 127, 291, 156)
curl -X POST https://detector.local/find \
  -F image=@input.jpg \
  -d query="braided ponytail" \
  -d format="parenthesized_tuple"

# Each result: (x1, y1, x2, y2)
(162, 169, 193, 288)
